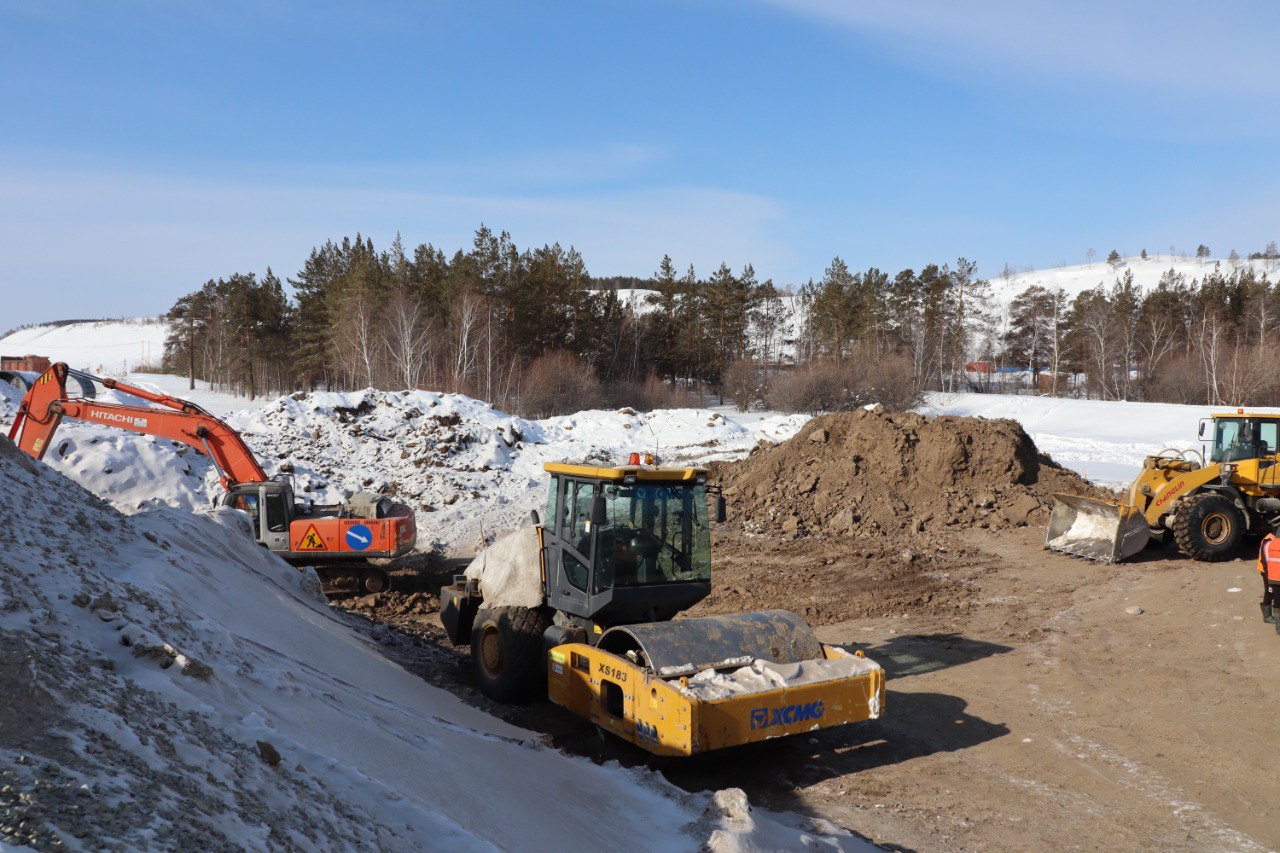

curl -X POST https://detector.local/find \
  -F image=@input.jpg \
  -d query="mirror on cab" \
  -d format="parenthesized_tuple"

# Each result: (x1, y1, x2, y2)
(715, 495, 727, 523)
(591, 493, 608, 526)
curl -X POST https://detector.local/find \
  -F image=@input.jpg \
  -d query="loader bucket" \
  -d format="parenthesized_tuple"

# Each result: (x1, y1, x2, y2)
(1045, 494, 1150, 563)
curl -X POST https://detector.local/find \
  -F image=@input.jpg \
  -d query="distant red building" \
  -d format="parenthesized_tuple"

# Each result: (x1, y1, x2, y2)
(1, 354, 51, 373)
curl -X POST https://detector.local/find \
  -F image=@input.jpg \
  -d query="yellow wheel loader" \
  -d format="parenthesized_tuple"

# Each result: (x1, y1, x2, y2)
(439, 460, 885, 756)
(1047, 411, 1280, 563)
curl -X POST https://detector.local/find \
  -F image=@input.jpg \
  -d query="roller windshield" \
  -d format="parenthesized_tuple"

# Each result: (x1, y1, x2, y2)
(1210, 417, 1279, 463)
(593, 482, 712, 591)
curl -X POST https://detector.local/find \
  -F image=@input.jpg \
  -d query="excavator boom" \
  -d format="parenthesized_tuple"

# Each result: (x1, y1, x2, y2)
(8, 363, 266, 487)
(8, 362, 416, 592)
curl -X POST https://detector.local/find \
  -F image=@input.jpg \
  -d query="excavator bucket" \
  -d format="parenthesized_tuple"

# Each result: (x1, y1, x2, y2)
(1045, 494, 1150, 563)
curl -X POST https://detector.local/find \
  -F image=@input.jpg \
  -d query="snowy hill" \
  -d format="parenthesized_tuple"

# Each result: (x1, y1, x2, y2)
(0, 317, 168, 375)
(989, 254, 1277, 316)
(0, 435, 870, 850)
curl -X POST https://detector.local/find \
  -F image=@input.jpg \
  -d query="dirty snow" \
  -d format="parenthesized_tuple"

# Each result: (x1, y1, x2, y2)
(3, 384, 807, 555)
(679, 653, 883, 702)
(0, 436, 873, 850)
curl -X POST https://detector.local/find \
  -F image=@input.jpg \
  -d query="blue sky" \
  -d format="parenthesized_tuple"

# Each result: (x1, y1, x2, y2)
(3, 0, 1279, 327)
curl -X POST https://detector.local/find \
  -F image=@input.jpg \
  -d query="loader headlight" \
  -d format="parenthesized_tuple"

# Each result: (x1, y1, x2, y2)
(623, 473, 638, 485)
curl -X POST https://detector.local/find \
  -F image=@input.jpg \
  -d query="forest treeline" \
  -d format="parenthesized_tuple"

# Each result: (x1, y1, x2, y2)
(162, 227, 1280, 415)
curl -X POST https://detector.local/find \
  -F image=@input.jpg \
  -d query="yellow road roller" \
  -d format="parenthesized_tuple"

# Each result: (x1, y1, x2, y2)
(440, 459, 885, 755)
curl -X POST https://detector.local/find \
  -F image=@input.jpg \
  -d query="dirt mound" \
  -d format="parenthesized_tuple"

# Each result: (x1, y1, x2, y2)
(722, 409, 1103, 540)
(699, 410, 1106, 626)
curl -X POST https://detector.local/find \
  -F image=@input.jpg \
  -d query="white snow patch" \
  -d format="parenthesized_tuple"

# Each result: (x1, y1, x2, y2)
(679, 655, 882, 702)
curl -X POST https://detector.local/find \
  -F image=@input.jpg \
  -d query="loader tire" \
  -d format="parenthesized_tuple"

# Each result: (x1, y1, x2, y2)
(470, 606, 553, 703)
(1172, 493, 1244, 562)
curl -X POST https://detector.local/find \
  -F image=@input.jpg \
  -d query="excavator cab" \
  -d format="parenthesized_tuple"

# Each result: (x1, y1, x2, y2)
(541, 463, 721, 624)
(224, 479, 296, 553)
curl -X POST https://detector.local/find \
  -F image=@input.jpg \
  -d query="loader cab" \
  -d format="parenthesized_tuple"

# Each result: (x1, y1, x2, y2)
(1205, 415, 1280, 464)
(223, 478, 297, 553)
(541, 462, 718, 624)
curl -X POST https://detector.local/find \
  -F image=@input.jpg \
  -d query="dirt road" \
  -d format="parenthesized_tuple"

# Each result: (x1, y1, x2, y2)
(704, 528, 1280, 851)
(338, 528, 1280, 851)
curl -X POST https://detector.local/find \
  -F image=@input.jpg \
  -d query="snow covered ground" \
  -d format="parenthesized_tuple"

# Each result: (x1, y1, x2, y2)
(921, 391, 1274, 488)
(0, 429, 869, 850)
(0, 318, 167, 375)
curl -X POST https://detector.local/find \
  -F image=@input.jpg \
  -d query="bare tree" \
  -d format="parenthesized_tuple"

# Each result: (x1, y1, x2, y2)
(447, 290, 485, 392)
(383, 288, 433, 390)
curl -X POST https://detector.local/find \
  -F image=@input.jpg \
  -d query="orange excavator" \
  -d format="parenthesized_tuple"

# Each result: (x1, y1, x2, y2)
(8, 362, 415, 593)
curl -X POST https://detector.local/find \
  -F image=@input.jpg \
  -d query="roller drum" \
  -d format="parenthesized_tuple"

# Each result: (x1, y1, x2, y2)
(597, 610, 823, 675)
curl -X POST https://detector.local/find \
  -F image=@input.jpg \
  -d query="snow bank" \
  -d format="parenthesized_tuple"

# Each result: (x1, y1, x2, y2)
(226, 392, 805, 554)
(1, 384, 806, 554)
(0, 436, 870, 850)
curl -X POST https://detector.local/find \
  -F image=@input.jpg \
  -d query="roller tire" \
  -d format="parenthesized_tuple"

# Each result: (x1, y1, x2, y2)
(1172, 493, 1244, 562)
(470, 606, 553, 703)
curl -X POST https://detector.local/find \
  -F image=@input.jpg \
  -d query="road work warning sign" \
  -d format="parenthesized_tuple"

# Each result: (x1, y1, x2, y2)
(297, 524, 327, 551)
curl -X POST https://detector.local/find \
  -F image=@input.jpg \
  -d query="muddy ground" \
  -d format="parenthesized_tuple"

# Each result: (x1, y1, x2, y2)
(333, 523, 1280, 852)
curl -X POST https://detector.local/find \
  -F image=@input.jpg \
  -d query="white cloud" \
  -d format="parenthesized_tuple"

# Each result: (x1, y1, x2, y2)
(763, 0, 1280, 101)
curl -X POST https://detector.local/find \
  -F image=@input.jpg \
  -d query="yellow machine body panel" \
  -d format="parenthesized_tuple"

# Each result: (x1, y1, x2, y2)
(543, 461, 708, 482)
(547, 643, 885, 756)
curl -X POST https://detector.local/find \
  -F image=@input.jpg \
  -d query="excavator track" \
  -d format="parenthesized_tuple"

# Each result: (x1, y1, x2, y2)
(315, 565, 390, 596)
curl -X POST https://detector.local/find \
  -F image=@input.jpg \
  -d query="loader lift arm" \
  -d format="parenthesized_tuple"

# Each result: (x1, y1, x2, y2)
(7, 362, 267, 488)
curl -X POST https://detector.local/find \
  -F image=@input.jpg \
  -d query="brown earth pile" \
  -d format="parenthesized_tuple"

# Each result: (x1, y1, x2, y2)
(698, 409, 1108, 626)
(721, 409, 1103, 540)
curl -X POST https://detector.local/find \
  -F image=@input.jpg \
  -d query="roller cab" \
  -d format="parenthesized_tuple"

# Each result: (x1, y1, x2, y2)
(547, 640, 884, 756)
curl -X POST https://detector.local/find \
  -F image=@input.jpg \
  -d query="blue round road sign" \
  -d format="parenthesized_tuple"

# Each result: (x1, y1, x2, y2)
(345, 524, 373, 551)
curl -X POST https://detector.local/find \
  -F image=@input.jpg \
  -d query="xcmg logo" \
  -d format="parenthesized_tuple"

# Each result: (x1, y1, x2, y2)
(89, 410, 148, 429)
(749, 700, 824, 730)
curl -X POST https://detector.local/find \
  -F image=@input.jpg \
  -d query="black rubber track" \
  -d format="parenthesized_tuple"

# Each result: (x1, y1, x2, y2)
(1172, 492, 1244, 562)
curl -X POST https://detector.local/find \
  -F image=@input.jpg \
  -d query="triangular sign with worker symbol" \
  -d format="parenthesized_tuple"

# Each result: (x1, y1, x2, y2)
(297, 524, 327, 551)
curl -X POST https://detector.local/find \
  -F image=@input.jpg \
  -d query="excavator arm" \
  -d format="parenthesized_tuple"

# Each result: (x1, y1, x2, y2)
(8, 362, 267, 488)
